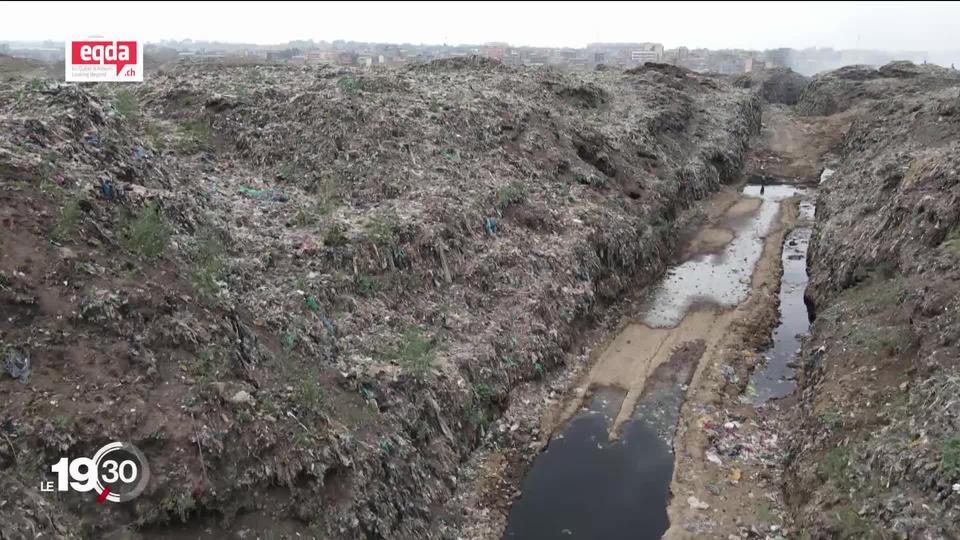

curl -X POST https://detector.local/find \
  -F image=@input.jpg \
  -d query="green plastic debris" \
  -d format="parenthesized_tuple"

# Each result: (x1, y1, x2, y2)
(239, 186, 288, 202)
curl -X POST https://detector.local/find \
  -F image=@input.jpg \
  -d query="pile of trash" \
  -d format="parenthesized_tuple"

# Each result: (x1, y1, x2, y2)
(702, 412, 782, 470)
(785, 61, 960, 537)
(796, 61, 960, 116)
(730, 67, 809, 106)
(0, 58, 761, 537)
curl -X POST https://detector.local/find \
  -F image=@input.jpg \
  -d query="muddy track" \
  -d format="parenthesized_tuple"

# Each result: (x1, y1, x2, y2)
(450, 102, 837, 539)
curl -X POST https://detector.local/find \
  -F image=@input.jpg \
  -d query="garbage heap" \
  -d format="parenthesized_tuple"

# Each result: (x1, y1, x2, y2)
(786, 61, 960, 537)
(0, 58, 759, 537)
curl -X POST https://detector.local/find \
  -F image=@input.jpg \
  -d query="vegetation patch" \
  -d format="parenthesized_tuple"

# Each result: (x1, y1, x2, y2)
(391, 327, 434, 377)
(51, 196, 84, 242)
(822, 446, 852, 491)
(846, 324, 915, 356)
(942, 228, 960, 258)
(178, 119, 214, 152)
(294, 370, 326, 419)
(324, 222, 349, 247)
(941, 434, 960, 479)
(121, 205, 170, 259)
(115, 89, 139, 120)
(496, 182, 528, 210)
(365, 209, 403, 244)
(830, 505, 879, 539)
(190, 227, 228, 297)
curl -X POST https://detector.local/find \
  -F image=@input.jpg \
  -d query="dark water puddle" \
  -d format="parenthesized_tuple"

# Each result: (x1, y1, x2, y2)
(504, 345, 701, 540)
(504, 186, 814, 538)
(749, 198, 816, 403)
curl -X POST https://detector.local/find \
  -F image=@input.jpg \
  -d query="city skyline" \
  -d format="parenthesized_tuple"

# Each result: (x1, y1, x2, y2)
(4, 1, 960, 52)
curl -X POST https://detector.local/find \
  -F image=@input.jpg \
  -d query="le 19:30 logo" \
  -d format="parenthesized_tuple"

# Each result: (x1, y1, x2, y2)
(41, 442, 150, 503)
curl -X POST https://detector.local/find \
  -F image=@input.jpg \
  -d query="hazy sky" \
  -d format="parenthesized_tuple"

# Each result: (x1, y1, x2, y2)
(4, 1, 959, 51)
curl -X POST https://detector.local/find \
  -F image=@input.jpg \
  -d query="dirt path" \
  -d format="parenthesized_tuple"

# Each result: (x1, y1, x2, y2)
(448, 105, 843, 539)
(547, 190, 784, 439)
(662, 107, 845, 538)
(662, 198, 798, 538)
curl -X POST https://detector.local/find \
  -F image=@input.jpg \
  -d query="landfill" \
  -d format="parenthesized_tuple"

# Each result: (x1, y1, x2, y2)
(0, 58, 760, 537)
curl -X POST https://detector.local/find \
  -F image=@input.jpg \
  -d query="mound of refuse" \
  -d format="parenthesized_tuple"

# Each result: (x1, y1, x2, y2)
(0, 60, 759, 537)
(731, 67, 809, 105)
(796, 61, 960, 116)
(786, 61, 960, 537)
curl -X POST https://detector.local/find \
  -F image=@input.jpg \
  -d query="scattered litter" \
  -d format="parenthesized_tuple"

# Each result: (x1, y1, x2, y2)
(99, 177, 118, 200)
(687, 496, 710, 510)
(228, 390, 255, 406)
(484, 217, 498, 236)
(239, 186, 289, 202)
(4, 348, 30, 383)
(728, 468, 742, 482)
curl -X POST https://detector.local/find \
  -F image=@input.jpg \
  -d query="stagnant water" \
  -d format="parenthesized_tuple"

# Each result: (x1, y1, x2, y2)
(504, 186, 814, 539)
(503, 390, 674, 540)
(749, 198, 816, 403)
(641, 184, 802, 328)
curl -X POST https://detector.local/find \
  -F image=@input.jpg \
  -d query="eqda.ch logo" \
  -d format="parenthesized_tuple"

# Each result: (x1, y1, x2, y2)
(65, 39, 143, 82)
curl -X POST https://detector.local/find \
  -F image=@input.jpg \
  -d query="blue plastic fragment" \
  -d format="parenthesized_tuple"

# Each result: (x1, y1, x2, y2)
(484, 217, 499, 235)
(99, 178, 116, 200)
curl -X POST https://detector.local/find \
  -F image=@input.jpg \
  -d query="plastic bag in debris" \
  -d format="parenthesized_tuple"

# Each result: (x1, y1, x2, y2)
(239, 186, 289, 202)
(4, 348, 30, 383)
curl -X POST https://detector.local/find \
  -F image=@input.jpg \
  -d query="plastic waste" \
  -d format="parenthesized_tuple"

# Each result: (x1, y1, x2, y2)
(4, 348, 30, 383)
(239, 186, 289, 202)
(484, 217, 498, 235)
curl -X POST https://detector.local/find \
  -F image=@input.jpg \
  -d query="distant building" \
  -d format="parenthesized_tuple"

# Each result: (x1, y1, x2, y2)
(480, 43, 507, 61)
(745, 57, 767, 72)
(306, 50, 334, 64)
(336, 51, 358, 66)
(526, 53, 550, 67)
(631, 49, 659, 65)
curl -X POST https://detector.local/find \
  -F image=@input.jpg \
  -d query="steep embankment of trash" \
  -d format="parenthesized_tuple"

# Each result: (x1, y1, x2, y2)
(786, 62, 960, 537)
(731, 67, 809, 106)
(0, 58, 759, 537)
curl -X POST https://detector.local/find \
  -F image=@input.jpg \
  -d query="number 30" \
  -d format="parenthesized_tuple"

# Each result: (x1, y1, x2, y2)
(102, 459, 138, 483)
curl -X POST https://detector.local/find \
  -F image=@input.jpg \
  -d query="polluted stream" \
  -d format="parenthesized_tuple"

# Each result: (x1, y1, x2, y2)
(748, 197, 816, 403)
(504, 185, 814, 539)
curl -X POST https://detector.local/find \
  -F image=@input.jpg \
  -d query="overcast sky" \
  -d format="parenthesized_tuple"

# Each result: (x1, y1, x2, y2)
(3, 1, 959, 51)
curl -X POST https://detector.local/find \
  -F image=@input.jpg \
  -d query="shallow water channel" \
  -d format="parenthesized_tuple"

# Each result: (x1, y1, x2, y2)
(503, 185, 814, 539)
(749, 198, 816, 403)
